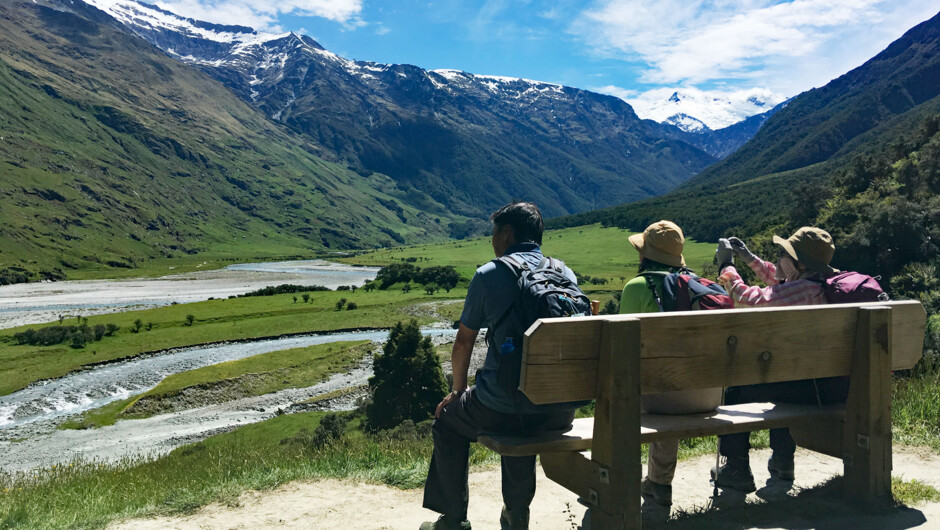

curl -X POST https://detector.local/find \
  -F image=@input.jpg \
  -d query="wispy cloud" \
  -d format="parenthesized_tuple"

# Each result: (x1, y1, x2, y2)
(572, 0, 939, 94)
(154, 0, 364, 31)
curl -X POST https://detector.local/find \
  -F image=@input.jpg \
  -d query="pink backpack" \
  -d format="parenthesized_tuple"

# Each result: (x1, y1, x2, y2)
(818, 271, 887, 303)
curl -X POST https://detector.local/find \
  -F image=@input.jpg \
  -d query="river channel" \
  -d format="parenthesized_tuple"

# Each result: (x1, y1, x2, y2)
(0, 260, 380, 329)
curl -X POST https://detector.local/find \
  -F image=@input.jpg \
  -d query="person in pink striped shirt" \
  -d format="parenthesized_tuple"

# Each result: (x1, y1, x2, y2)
(709, 227, 849, 492)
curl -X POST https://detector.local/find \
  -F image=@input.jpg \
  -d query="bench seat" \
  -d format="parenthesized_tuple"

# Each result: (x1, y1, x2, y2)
(479, 402, 846, 457)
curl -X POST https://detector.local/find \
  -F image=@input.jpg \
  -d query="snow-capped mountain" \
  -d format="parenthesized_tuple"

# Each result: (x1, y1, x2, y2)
(631, 88, 787, 132)
(81, 0, 723, 218)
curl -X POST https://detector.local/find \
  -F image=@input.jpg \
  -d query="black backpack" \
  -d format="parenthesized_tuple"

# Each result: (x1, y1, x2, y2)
(640, 269, 734, 312)
(487, 255, 592, 399)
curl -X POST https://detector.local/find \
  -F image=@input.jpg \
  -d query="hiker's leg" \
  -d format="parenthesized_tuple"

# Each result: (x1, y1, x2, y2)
(769, 428, 796, 456)
(495, 408, 575, 510)
(501, 455, 537, 510)
(423, 389, 481, 520)
(647, 439, 680, 484)
(641, 389, 721, 485)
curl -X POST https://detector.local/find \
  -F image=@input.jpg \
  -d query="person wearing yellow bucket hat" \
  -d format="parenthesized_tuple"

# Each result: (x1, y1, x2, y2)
(619, 221, 722, 517)
(711, 227, 847, 493)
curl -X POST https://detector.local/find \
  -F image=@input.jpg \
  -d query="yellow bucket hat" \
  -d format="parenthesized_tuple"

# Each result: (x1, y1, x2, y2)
(629, 220, 686, 268)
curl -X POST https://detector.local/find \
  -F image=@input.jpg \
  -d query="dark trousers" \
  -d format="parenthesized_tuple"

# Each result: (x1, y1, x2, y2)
(719, 376, 849, 458)
(422, 387, 575, 520)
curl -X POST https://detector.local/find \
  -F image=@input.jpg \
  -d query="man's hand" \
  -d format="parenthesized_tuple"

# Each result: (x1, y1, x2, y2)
(435, 390, 463, 419)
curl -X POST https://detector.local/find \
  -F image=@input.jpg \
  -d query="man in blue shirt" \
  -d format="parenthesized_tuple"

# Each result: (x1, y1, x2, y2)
(420, 202, 580, 530)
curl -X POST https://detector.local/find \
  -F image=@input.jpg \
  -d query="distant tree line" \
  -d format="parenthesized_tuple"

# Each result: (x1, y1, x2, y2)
(0, 267, 66, 286)
(233, 284, 331, 298)
(14, 322, 119, 348)
(374, 263, 460, 292)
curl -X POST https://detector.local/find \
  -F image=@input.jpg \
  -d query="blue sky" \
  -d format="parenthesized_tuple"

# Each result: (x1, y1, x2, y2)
(155, 1, 938, 119)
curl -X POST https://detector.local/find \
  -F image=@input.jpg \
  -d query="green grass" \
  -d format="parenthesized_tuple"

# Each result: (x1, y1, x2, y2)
(0, 288, 464, 396)
(892, 476, 940, 506)
(892, 360, 940, 451)
(341, 223, 718, 294)
(0, 412, 498, 529)
(60, 341, 370, 429)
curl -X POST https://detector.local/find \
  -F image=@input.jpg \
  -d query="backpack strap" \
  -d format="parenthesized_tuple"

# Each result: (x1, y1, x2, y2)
(638, 272, 666, 312)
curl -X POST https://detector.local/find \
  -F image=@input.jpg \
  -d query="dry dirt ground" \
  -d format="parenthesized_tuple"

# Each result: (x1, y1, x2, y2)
(109, 447, 940, 530)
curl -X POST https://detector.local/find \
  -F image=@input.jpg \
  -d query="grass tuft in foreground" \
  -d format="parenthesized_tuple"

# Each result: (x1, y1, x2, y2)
(0, 411, 496, 529)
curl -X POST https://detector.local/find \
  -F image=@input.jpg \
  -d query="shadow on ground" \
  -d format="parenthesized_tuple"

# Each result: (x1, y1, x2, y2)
(584, 477, 929, 529)
(668, 477, 926, 529)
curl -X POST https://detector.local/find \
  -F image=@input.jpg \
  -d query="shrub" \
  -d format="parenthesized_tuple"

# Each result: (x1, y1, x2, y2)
(346, 302, 358, 311)
(366, 320, 448, 431)
(132, 319, 143, 333)
(302, 294, 310, 303)
(105, 323, 120, 336)
(185, 314, 195, 326)
(335, 298, 347, 311)
(236, 284, 329, 297)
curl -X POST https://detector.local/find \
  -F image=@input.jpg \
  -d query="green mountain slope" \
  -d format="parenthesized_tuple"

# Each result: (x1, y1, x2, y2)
(550, 10, 940, 242)
(0, 0, 455, 280)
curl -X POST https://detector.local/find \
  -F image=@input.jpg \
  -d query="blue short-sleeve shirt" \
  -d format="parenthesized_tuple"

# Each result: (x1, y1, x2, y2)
(460, 242, 579, 414)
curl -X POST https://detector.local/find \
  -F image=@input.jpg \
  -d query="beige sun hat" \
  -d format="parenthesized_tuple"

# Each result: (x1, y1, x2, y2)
(773, 227, 837, 275)
(629, 220, 686, 268)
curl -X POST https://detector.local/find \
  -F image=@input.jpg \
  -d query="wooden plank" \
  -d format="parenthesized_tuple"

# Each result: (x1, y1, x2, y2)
(520, 302, 925, 403)
(640, 403, 845, 442)
(478, 403, 845, 457)
(519, 360, 597, 404)
(791, 419, 845, 459)
(478, 418, 594, 456)
(541, 451, 604, 508)
(843, 306, 894, 505)
(591, 319, 641, 528)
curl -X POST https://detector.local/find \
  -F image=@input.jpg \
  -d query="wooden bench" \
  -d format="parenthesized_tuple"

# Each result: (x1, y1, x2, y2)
(478, 301, 926, 529)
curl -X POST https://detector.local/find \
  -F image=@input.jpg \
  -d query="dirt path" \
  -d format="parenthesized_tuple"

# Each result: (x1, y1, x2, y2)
(109, 447, 940, 529)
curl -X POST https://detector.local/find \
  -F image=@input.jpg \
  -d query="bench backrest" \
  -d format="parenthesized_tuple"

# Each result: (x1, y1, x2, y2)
(519, 301, 926, 405)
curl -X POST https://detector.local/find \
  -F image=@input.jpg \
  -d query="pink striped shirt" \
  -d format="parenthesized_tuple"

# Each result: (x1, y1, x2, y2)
(718, 257, 827, 307)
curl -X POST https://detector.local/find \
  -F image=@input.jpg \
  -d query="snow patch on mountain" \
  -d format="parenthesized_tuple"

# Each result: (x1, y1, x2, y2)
(628, 87, 786, 130)
(84, 0, 287, 46)
(664, 113, 707, 133)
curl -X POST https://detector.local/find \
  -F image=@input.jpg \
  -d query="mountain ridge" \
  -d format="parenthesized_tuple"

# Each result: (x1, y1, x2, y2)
(0, 0, 460, 278)
(83, 0, 726, 218)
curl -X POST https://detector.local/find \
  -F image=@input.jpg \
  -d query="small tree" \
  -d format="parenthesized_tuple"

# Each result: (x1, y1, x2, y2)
(185, 314, 195, 326)
(425, 284, 438, 295)
(293, 296, 298, 303)
(335, 298, 347, 311)
(105, 323, 120, 336)
(401, 283, 411, 293)
(302, 293, 311, 303)
(366, 320, 448, 431)
(146, 321, 153, 331)
(132, 319, 143, 333)
(346, 302, 358, 310)
(363, 282, 376, 293)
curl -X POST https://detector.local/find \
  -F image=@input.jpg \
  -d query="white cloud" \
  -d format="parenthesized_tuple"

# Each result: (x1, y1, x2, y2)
(573, 0, 940, 95)
(154, 0, 364, 31)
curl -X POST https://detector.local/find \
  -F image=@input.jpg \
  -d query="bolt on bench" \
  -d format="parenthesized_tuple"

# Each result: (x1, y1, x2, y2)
(478, 301, 927, 529)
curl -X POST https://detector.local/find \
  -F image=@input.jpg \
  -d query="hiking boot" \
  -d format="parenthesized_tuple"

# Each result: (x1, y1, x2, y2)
(640, 477, 673, 508)
(499, 505, 529, 530)
(768, 452, 795, 481)
(710, 456, 756, 493)
(419, 514, 472, 530)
